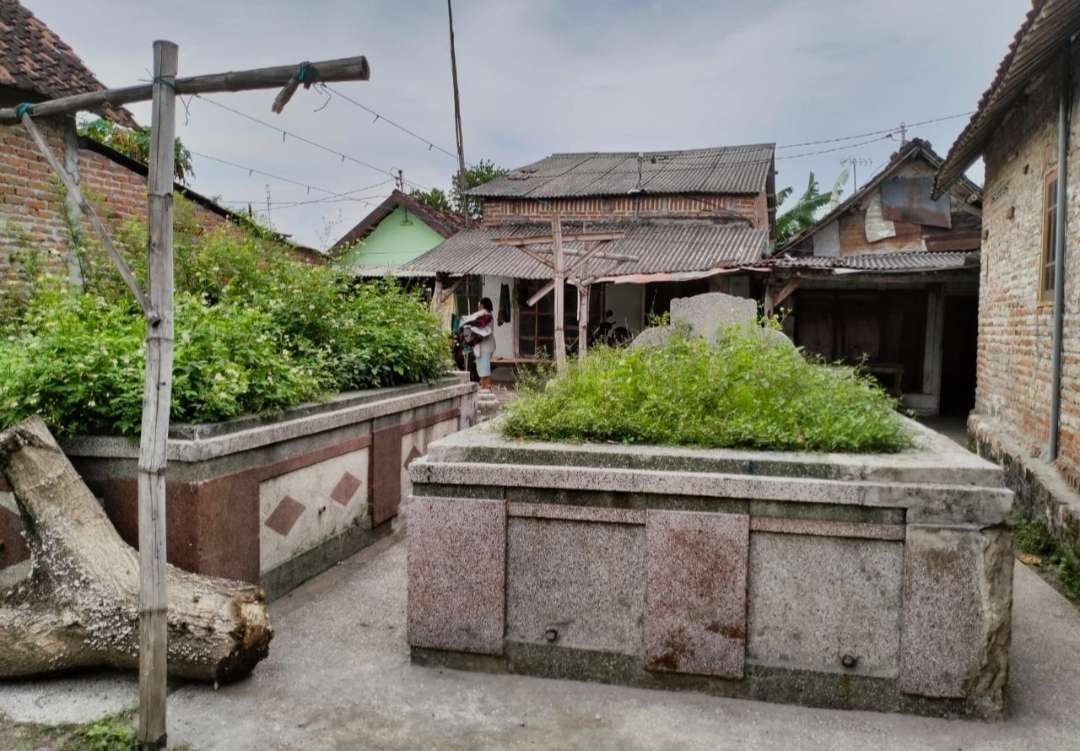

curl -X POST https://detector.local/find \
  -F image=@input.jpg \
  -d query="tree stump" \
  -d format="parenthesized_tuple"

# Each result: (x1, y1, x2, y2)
(0, 417, 272, 681)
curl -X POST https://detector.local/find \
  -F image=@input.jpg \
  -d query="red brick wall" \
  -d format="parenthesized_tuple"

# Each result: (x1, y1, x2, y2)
(481, 193, 767, 228)
(978, 51, 1080, 484)
(0, 116, 226, 284)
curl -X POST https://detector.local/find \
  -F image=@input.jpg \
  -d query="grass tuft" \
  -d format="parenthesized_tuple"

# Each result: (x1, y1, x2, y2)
(502, 324, 912, 453)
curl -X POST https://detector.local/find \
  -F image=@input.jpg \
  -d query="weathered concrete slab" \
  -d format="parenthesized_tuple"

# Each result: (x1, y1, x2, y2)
(644, 510, 748, 678)
(422, 416, 1003, 489)
(506, 518, 644, 655)
(406, 496, 506, 655)
(670, 292, 757, 341)
(899, 526, 1013, 706)
(748, 533, 904, 678)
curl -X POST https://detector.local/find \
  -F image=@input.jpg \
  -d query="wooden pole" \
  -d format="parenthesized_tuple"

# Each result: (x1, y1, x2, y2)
(0, 56, 370, 124)
(447, 0, 471, 228)
(552, 214, 567, 374)
(19, 114, 153, 318)
(578, 282, 590, 359)
(138, 39, 178, 751)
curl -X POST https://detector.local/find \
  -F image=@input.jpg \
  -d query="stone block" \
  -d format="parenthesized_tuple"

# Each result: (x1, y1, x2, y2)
(644, 510, 748, 678)
(670, 292, 757, 342)
(407, 496, 506, 655)
(747, 532, 903, 677)
(898, 526, 1012, 709)
(506, 517, 644, 655)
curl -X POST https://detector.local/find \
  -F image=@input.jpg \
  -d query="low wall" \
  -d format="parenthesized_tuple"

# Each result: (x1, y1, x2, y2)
(969, 412, 1080, 554)
(0, 374, 476, 598)
(406, 418, 1014, 719)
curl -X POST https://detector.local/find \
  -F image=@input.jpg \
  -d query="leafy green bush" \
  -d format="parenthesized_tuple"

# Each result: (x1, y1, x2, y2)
(502, 324, 911, 453)
(0, 208, 450, 436)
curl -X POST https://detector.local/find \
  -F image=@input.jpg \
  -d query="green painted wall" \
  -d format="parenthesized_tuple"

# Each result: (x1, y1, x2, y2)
(339, 206, 446, 268)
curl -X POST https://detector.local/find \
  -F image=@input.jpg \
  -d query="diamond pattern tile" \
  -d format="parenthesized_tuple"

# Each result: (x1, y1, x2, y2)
(264, 495, 305, 537)
(330, 472, 362, 507)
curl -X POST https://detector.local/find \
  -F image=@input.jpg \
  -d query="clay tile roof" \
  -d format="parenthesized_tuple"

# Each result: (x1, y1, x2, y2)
(935, 0, 1080, 196)
(0, 0, 137, 127)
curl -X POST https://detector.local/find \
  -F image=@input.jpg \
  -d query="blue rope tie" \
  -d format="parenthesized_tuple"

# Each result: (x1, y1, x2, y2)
(296, 61, 312, 84)
(152, 76, 176, 90)
(14, 103, 33, 119)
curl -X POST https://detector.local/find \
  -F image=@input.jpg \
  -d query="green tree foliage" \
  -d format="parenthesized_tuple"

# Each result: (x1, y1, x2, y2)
(78, 117, 195, 184)
(408, 186, 453, 213)
(409, 159, 507, 219)
(0, 199, 451, 436)
(774, 171, 846, 248)
(502, 324, 911, 453)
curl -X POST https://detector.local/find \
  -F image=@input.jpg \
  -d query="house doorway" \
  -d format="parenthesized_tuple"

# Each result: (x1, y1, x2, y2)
(940, 295, 978, 417)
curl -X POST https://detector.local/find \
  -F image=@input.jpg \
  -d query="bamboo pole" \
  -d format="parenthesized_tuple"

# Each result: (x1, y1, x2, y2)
(552, 214, 567, 374)
(18, 114, 153, 318)
(137, 40, 177, 751)
(0, 56, 370, 124)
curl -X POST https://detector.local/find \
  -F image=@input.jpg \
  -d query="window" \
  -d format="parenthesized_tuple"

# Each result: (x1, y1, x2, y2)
(517, 280, 579, 358)
(453, 275, 483, 316)
(1041, 170, 1059, 300)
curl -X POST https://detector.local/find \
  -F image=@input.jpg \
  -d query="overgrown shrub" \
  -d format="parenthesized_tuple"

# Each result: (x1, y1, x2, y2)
(0, 205, 449, 436)
(502, 324, 912, 453)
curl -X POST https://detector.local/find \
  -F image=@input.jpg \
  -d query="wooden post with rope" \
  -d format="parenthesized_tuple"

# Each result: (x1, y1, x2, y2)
(1, 48, 372, 751)
(551, 214, 567, 374)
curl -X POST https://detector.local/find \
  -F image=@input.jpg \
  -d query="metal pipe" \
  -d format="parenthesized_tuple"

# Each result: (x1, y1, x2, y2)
(1049, 44, 1071, 460)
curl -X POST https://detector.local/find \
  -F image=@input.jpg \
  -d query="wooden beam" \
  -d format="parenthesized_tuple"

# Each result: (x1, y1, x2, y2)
(0, 55, 371, 124)
(552, 215, 567, 374)
(526, 280, 556, 307)
(765, 277, 800, 318)
(493, 231, 625, 246)
(137, 40, 177, 750)
(19, 114, 155, 318)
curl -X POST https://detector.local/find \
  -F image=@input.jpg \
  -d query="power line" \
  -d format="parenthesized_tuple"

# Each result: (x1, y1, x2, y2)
(193, 94, 436, 192)
(189, 150, 391, 205)
(773, 111, 975, 149)
(322, 84, 460, 162)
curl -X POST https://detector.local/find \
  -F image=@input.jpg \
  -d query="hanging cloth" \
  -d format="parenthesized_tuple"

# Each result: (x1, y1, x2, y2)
(497, 283, 512, 325)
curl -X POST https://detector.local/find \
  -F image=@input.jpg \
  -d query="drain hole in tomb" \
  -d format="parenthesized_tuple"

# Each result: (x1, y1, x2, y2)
(840, 654, 859, 669)
(545, 628, 559, 643)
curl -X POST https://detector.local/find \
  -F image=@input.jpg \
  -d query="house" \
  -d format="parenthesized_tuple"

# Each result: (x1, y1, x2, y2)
(762, 138, 982, 417)
(934, 0, 1080, 547)
(0, 0, 319, 285)
(403, 145, 775, 375)
(332, 188, 464, 275)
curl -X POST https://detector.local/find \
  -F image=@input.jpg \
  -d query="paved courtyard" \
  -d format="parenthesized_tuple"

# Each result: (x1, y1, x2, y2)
(2, 525, 1078, 750)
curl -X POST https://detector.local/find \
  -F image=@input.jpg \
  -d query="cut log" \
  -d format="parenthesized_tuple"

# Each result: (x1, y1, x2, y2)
(0, 417, 272, 682)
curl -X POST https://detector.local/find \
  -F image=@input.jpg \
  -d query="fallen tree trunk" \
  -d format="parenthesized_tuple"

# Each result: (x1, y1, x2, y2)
(0, 417, 272, 681)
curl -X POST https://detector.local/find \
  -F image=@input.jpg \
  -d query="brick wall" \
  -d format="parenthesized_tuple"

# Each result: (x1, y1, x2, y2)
(0, 116, 226, 285)
(481, 192, 767, 228)
(978, 51, 1080, 484)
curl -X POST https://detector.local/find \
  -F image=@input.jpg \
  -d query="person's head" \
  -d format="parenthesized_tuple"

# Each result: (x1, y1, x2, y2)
(480, 297, 494, 312)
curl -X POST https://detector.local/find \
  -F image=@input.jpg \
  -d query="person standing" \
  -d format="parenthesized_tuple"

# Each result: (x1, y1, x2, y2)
(460, 297, 496, 391)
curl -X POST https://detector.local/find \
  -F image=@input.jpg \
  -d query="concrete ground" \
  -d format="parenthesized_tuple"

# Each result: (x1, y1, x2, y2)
(918, 415, 970, 448)
(3, 528, 1078, 750)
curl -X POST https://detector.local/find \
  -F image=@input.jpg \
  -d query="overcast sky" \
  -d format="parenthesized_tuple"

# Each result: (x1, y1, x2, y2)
(27, 0, 1027, 249)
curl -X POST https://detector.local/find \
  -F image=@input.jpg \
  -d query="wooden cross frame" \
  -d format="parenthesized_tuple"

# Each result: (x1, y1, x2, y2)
(3, 44, 371, 750)
(493, 217, 629, 372)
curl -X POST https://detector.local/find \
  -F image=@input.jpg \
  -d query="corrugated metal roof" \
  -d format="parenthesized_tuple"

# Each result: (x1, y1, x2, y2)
(763, 251, 979, 273)
(403, 219, 768, 280)
(469, 144, 775, 199)
(935, 0, 1080, 195)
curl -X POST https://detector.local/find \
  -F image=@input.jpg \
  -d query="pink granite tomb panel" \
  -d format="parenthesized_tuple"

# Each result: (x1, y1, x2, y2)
(644, 509, 749, 678)
(264, 495, 305, 538)
(407, 495, 506, 655)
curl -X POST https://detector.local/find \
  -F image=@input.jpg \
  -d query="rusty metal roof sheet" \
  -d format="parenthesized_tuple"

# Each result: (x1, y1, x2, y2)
(403, 219, 768, 280)
(469, 144, 775, 199)
(935, 0, 1080, 196)
(0, 1, 137, 127)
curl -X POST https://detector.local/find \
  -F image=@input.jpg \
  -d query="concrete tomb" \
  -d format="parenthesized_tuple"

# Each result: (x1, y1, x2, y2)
(406, 417, 1014, 719)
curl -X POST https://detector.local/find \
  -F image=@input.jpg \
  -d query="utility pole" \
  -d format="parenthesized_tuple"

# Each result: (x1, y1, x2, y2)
(447, 0, 471, 227)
